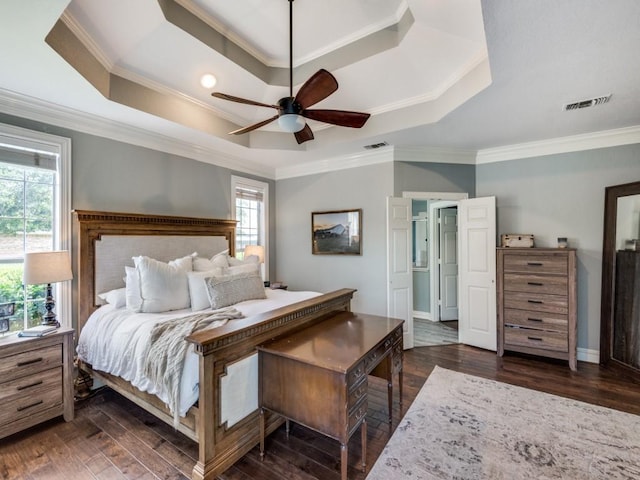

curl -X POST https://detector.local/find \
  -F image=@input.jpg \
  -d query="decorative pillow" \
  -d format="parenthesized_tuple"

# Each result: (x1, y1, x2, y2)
(98, 288, 126, 309)
(125, 266, 142, 311)
(187, 268, 224, 311)
(194, 249, 229, 272)
(228, 254, 259, 266)
(206, 269, 266, 309)
(132, 254, 194, 313)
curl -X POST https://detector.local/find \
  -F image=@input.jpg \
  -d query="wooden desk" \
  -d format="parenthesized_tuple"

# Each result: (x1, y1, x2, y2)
(257, 311, 403, 480)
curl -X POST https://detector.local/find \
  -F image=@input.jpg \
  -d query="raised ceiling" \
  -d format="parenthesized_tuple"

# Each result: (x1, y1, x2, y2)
(0, 1, 639, 178)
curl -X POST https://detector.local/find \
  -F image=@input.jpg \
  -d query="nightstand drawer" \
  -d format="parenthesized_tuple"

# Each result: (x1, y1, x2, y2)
(504, 308, 568, 332)
(504, 273, 567, 295)
(505, 327, 568, 352)
(0, 366, 62, 403)
(503, 291, 568, 315)
(0, 344, 61, 383)
(2, 373, 63, 426)
(504, 255, 567, 275)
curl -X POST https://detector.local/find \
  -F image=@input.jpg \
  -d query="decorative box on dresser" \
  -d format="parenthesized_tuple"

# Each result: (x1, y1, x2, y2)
(497, 248, 577, 371)
(0, 327, 74, 440)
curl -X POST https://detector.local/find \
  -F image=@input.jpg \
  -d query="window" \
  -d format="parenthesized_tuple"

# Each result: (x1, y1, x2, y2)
(231, 176, 268, 280)
(0, 123, 71, 331)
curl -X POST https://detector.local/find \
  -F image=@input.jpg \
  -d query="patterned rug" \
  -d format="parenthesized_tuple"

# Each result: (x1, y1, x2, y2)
(367, 366, 640, 479)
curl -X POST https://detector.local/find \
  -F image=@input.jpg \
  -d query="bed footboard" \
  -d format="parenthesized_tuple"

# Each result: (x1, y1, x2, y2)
(187, 288, 356, 480)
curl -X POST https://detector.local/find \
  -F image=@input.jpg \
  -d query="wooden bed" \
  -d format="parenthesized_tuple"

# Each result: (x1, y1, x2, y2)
(73, 210, 356, 480)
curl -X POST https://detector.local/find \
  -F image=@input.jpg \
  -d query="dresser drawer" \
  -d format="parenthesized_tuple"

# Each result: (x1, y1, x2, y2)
(504, 291, 568, 315)
(504, 308, 568, 332)
(505, 327, 568, 352)
(0, 344, 62, 383)
(504, 255, 567, 275)
(504, 273, 567, 295)
(2, 371, 63, 426)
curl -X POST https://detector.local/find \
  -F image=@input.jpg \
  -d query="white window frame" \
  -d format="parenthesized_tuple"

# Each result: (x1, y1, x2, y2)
(231, 175, 269, 281)
(0, 123, 72, 328)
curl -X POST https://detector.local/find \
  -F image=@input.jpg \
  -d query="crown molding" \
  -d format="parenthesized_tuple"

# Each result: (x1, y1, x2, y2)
(394, 146, 477, 164)
(275, 146, 394, 180)
(0, 88, 274, 179)
(476, 125, 640, 164)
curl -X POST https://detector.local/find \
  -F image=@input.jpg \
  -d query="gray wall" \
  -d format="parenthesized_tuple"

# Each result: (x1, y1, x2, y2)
(394, 161, 476, 197)
(476, 144, 640, 352)
(276, 162, 394, 315)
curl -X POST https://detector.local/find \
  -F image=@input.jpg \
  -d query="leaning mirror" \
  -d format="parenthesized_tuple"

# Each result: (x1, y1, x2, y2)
(600, 180, 640, 378)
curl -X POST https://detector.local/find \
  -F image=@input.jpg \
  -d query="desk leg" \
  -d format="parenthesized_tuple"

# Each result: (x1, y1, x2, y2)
(399, 368, 403, 407)
(361, 418, 367, 472)
(340, 442, 348, 480)
(285, 418, 291, 437)
(259, 408, 265, 461)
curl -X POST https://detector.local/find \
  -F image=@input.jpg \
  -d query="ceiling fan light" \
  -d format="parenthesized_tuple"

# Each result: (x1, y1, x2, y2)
(278, 114, 306, 133)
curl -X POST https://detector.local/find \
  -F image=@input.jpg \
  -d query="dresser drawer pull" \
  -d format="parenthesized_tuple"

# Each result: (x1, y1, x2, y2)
(527, 300, 543, 304)
(527, 262, 543, 266)
(528, 317, 543, 322)
(17, 357, 43, 367)
(17, 380, 43, 391)
(527, 282, 543, 286)
(17, 400, 43, 412)
(527, 336, 543, 341)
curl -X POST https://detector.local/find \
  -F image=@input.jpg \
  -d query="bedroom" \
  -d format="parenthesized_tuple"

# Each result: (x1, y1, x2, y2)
(1, 1, 640, 479)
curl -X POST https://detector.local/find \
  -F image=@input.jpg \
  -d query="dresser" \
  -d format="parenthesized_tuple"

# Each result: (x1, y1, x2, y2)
(257, 311, 404, 480)
(0, 328, 74, 439)
(497, 248, 577, 371)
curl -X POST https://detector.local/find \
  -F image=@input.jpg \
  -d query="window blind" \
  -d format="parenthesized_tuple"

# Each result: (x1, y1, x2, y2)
(0, 145, 57, 171)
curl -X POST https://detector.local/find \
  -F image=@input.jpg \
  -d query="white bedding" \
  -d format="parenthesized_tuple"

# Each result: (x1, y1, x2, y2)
(77, 288, 320, 416)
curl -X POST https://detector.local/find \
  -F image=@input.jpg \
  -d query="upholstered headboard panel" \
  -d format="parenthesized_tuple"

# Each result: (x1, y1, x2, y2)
(74, 210, 237, 333)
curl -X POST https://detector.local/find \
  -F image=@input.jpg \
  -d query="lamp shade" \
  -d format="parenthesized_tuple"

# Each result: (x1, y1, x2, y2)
(244, 245, 265, 264)
(23, 251, 73, 285)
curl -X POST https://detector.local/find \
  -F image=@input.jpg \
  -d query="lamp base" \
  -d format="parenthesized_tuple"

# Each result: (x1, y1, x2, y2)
(42, 283, 60, 328)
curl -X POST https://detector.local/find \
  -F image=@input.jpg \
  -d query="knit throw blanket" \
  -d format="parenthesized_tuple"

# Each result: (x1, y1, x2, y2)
(143, 307, 244, 428)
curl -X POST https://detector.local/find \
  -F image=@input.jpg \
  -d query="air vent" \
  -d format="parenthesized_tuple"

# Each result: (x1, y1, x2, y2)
(364, 141, 389, 150)
(564, 94, 611, 111)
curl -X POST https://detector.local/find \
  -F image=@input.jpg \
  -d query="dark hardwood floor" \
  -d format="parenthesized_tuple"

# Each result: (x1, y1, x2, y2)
(1, 345, 639, 480)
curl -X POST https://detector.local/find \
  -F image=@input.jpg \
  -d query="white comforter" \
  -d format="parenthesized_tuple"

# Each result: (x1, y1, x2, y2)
(77, 289, 320, 416)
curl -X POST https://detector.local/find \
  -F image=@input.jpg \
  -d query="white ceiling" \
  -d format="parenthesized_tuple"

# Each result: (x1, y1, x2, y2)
(0, 0, 639, 178)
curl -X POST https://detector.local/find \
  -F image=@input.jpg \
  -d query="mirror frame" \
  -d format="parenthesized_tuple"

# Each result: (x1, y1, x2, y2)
(600, 180, 640, 376)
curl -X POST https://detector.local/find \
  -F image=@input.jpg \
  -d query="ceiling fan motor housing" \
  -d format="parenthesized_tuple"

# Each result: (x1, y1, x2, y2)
(278, 96, 302, 116)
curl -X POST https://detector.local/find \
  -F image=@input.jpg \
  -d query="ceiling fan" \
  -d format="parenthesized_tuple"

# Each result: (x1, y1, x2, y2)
(211, 0, 371, 145)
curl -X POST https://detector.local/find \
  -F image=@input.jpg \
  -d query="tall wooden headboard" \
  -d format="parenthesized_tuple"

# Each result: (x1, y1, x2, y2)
(73, 210, 236, 333)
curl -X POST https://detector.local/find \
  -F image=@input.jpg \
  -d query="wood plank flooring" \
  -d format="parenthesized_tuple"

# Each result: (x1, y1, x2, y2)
(413, 319, 458, 347)
(1, 345, 639, 480)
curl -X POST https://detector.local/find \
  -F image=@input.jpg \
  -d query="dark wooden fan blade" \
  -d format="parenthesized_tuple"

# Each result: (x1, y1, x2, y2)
(294, 124, 314, 144)
(229, 115, 279, 135)
(302, 109, 370, 128)
(212, 92, 280, 110)
(294, 69, 339, 109)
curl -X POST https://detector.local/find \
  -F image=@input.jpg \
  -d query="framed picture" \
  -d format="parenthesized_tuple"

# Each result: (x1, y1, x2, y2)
(312, 209, 362, 255)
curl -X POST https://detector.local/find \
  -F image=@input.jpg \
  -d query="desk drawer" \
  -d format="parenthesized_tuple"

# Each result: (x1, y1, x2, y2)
(0, 344, 61, 383)
(505, 327, 568, 352)
(348, 360, 366, 390)
(364, 338, 393, 373)
(504, 255, 567, 275)
(347, 398, 367, 437)
(504, 292, 568, 315)
(504, 308, 568, 332)
(348, 379, 367, 411)
(504, 274, 567, 295)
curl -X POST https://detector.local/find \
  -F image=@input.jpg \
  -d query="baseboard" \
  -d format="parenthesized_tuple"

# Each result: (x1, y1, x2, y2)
(413, 311, 433, 321)
(577, 347, 599, 364)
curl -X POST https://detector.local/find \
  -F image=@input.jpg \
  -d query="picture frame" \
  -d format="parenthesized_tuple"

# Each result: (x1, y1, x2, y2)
(311, 209, 362, 255)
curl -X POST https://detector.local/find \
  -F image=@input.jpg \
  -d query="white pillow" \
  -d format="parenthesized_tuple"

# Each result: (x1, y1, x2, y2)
(206, 269, 266, 309)
(132, 254, 194, 313)
(194, 249, 229, 272)
(187, 268, 224, 311)
(228, 254, 259, 266)
(98, 288, 126, 309)
(227, 263, 260, 275)
(125, 266, 142, 312)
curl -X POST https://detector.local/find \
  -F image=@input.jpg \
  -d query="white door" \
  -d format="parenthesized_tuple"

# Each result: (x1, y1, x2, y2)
(458, 196, 497, 350)
(439, 207, 458, 321)
(386, 197, 414, 349)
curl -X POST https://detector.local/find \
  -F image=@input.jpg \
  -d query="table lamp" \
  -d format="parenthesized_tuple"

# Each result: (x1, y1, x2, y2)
(244, 245, 265, 280)
(23, 250, 73, 327)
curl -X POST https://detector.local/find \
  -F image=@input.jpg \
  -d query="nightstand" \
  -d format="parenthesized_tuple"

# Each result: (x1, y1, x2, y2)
(270, 282, 288, 290)
(0, 327, 74, 439)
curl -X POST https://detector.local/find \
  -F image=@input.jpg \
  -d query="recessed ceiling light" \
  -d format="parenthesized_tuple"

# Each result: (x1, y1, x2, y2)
(200, 73, 217, 89)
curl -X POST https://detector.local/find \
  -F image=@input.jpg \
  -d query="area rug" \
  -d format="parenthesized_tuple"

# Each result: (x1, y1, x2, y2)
(366, 366, 640, 479)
